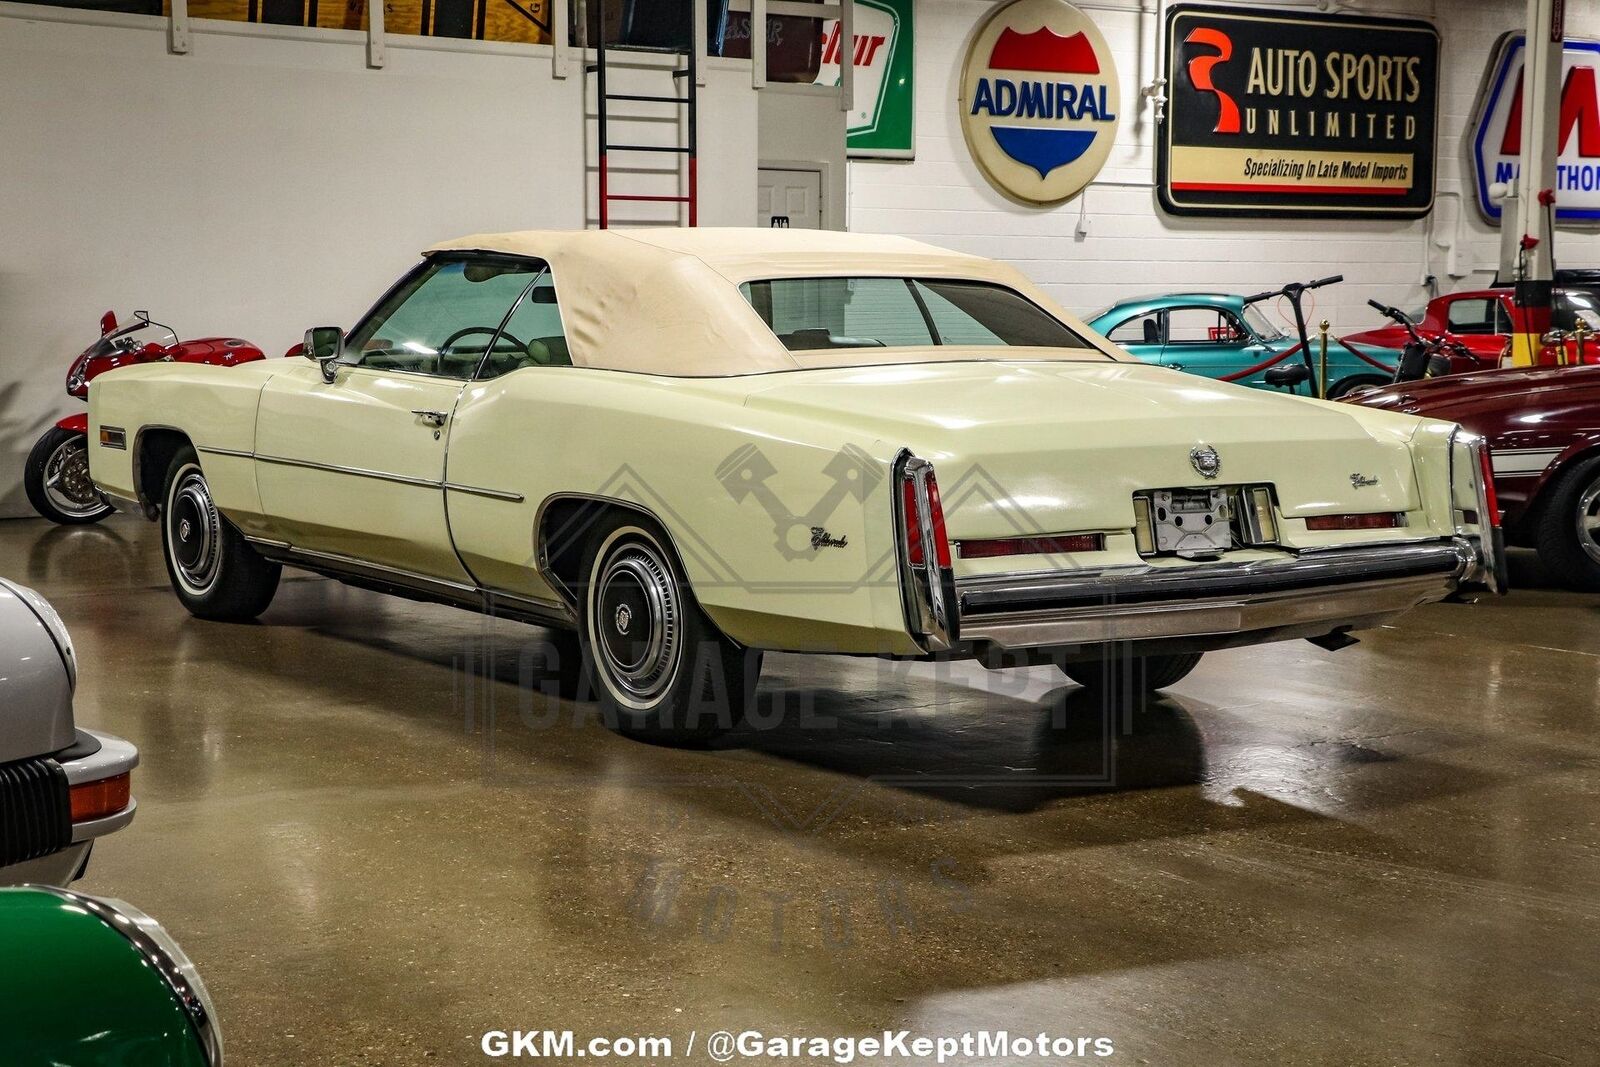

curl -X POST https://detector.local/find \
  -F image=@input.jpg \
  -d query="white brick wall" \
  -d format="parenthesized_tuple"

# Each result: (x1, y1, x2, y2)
(848, 0, 1600, 333)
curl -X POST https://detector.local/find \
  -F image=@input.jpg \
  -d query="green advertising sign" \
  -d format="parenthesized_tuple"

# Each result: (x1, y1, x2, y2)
(814, 0, 915, 158)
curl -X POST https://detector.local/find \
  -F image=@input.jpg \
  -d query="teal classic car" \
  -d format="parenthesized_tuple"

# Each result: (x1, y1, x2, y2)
(1087, 293, 1401, 398)
(0, 886, 222, 1065)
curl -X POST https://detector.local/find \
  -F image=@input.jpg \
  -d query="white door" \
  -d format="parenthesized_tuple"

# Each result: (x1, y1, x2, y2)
(758, 168, 823, 229)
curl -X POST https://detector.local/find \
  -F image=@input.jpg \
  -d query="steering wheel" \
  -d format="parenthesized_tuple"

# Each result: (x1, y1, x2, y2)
(438, 326, 527, 356)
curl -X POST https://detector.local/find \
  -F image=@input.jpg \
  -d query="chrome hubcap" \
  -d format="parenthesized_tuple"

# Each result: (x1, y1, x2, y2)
(42, 436, 109, 518)
(169, 468, 222, 594)
(593, 539, 679, 706)
(1577, 477, 1600, 567)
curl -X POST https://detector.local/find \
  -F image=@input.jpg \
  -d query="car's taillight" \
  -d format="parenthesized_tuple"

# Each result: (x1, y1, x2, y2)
(1305, 513, 1405, 531)
(901, 468, 951, 568)
(957, 534, 1104, 558)
(70, 772, 130, 823)
(1476, 441, 1501, 528)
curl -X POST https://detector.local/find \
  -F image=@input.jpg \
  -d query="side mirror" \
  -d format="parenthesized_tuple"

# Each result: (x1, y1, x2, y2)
(304, 327, 344, 384)
(1264, 363, 1311, 388)
(99, 311, 118, 336)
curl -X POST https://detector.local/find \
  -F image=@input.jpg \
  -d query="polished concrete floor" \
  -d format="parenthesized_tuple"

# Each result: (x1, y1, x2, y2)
(4, 514, 1598, 1065)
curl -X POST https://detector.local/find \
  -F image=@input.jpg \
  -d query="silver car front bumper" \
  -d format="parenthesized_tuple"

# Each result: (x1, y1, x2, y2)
(955, 540, 1476, 654)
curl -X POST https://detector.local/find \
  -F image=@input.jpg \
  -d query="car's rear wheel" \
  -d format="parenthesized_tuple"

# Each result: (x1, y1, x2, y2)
(25, 428, 115, 525)
(1059, 651, 1203, 693)
(1533, 456, 1600, 592)
(161, 446, 281, 620)
(576, 515, 757, 744)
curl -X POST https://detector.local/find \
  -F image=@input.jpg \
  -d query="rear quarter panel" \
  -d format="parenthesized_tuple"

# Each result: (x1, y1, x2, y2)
(445, 369, 920, 655)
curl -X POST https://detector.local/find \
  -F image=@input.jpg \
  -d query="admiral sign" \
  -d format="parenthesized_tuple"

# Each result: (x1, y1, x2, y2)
(1470, 35, 1600, 224)
(959, 0, 1122, 205)
(1158, 4, 1439, 218)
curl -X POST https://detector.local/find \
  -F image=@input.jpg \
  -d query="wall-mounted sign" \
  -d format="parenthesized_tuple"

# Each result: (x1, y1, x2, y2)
(959, 0, 1121, 205)
(815, 0, 915, 159)
(1158, 4, 1439, 218)
(1470, 34, 1600, 225)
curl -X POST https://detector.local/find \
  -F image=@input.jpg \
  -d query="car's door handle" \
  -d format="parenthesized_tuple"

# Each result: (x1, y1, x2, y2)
(412, 409, 449, 427)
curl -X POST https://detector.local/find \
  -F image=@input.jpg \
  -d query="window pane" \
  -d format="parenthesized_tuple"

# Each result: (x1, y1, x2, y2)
(915, 280, 1089, 348)
(743, 278, 931, 350)
(1167, 307, 1241, 344)
(1446, 298, 1494, 334)
(1107, 313, 1160, 345)
(740, 277, 1086, 352)
(480, 273, 571, 379)
(347, 258, 541, 380)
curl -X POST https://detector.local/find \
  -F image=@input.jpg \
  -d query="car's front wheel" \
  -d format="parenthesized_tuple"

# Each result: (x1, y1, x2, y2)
(161, 446, 282, 620)
(576, 515, 757, 744)
(1534, 456, 1600, 592)
(1058, 651, 1203, 693)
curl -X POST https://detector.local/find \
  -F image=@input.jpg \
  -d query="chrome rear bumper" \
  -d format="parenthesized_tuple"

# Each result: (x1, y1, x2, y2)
(955, 540, 1475, 654)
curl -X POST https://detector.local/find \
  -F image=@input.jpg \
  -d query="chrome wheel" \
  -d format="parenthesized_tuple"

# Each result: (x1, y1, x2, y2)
(587, 531, 682, 710)
(166, 464, 222, 597)
(42, 435, 110, 519)
(1577, 475, 1600, 567)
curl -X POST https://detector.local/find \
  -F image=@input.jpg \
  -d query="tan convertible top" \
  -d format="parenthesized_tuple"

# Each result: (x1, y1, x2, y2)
(425, 228, 1119, 377)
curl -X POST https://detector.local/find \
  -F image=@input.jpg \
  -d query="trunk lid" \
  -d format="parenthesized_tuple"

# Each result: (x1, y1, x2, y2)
(738, 359, 1421, 539)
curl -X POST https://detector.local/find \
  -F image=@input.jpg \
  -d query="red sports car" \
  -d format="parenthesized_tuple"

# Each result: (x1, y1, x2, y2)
(1343, 287, 1600, 370)
(1348, 364, 1600, 590)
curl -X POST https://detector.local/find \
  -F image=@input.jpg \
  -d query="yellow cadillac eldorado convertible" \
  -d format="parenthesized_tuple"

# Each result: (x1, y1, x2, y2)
(88, 228, 1505, 743)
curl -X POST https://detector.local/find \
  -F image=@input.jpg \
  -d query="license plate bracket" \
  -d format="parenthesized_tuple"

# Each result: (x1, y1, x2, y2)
(1149, 487, 1232, 557)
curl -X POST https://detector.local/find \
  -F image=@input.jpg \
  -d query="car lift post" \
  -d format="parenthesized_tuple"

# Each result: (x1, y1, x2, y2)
(1505, 0, 1564, 366)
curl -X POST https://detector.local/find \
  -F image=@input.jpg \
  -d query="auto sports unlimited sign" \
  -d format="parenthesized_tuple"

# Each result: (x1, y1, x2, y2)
(1159, 4, 1439, 218)
(959, 0, 1121, 205)
(813, 0, 915, 159)
(1470, 35, 1600, 225)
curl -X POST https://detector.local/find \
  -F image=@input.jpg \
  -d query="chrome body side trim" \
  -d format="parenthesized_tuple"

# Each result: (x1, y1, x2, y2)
(956, 540, 1473, 653)
(246, 538, 574, 627)
(443, 481, 526, 503)
(198, 448, 522, 502)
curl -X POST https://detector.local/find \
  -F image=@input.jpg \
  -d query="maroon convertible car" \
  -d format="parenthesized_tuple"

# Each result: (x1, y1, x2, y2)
(1349, 365, 1600, 591)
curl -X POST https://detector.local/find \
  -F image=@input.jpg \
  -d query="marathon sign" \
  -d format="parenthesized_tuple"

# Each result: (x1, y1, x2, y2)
(1158, 4, 1439, 218)
(1471, 35, 1600, 224)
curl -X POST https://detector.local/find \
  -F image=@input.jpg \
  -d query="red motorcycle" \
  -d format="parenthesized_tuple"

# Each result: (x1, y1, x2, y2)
(25, 310, 265, 524)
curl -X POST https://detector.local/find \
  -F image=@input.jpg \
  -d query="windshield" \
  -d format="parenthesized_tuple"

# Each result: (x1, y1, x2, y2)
(1241, 304, 1285, 342)
(739, 277, 1093, 354)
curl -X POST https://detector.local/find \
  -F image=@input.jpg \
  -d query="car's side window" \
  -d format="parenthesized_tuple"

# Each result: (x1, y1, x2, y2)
(478, 272, 571, 380)
(1166, 307, 1245, 345)
(1107, 312, 1161, 345)
(344, 257, 545, 380)
(1446, 298, 1497, 334)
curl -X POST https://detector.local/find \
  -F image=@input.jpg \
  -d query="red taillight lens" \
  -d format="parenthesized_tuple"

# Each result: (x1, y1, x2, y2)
(1305, 513, 1404, 531)
(70, 772, 130, 823)
(957, 534, 1105, 558)
(1477, 442, 1501, 528)
(902, 468, 951, 568)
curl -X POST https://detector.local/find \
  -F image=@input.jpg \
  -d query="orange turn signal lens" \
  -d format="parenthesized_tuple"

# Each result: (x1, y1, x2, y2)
(1305, 513, 1404, 532)
(70, 772, 131, 823)
(957, 534, 1105, 559)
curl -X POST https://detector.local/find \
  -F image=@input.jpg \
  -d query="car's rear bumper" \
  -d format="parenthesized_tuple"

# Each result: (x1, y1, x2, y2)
(955, 540, 1475, 654)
